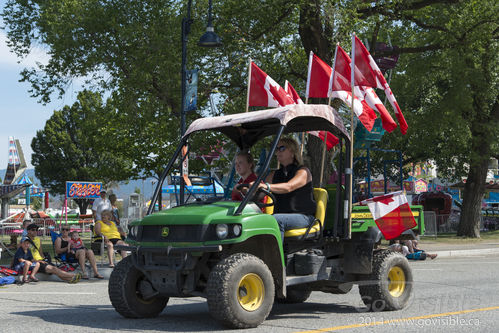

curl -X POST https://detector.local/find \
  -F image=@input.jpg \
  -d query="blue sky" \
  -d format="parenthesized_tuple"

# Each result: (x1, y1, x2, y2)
(0, 0, 80, 170)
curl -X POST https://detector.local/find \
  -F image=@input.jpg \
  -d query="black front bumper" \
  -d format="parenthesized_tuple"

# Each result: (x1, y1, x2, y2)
(116, 244, 222, 297)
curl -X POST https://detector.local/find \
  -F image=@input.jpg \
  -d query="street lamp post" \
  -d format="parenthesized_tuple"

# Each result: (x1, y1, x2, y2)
(179, 0, 222, 205)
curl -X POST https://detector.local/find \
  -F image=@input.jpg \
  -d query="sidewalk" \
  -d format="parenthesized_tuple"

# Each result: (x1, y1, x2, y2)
(419, 239, 499, 257)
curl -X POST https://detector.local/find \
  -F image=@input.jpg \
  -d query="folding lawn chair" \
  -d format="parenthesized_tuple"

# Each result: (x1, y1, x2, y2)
(89, 225, 116, 266)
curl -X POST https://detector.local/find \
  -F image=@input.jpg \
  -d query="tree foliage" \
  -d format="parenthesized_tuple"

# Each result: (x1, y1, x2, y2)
(31, 90, 134, 212)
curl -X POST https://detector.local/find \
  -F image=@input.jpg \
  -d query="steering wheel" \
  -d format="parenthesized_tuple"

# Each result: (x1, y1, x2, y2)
(236, 183, 276, 209)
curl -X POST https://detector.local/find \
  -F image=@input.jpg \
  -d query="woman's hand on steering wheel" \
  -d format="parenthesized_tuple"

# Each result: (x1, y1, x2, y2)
(236, 183, 275, 209)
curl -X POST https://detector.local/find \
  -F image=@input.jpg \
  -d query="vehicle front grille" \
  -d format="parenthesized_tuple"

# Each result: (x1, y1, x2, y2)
(139, 225, 216, 242)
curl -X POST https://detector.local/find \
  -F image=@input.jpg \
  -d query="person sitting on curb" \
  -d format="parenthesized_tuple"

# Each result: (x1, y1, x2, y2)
(55, 227, 104, 279)
(403, 239, 438, 260)
(388, 240, 410, 256)
(23, 224, 82, 283)
(13, 238, 40, 283)
(94, 210, 128, 268)
(403, 231, 437, 260)
(1, 235, 18, 251)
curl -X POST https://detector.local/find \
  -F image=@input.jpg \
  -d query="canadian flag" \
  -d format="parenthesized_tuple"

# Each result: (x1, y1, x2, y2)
(305, 52, 332, 98)
(353, 35, 408, 134)
(249, 61, 294, 108)
(305, 51, 376, 131)
(329, 46, 377, 131)
(308, 130, 339, 150)
(285, 79, 339, 149)
(284, 80, 304, 104)
(362, 191, 417, 240)
(355, 86, 397, 133)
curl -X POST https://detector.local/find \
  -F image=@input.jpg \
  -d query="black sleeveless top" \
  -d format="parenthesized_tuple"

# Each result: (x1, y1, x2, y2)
(60, 238, 69, 248)
(272, 164, 316, 216)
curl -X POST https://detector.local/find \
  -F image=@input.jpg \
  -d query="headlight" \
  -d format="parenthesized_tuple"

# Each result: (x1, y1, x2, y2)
(129, 226, 137, 238)
(233, 224, 242, 237)
(216, 224, 228, 239)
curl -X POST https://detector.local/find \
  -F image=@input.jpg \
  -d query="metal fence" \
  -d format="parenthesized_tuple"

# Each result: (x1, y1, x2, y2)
(423, 210, 497, 236)
(0, 217, 133, 240)
(423, 211, 437, 237)
(0, 218, 95, 239)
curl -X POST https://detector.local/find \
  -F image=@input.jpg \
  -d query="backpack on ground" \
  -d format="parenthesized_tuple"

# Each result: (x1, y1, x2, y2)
(0, 275, 16, 286)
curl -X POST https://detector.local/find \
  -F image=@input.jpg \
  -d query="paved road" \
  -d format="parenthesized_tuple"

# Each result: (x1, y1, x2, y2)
(1, 255, 498, 333)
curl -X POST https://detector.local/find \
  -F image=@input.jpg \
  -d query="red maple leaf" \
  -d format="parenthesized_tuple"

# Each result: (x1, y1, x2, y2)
(372, 196, 394, 205)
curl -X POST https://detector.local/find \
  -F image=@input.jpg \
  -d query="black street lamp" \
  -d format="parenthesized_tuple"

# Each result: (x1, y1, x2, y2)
(180, 0, 221, 204)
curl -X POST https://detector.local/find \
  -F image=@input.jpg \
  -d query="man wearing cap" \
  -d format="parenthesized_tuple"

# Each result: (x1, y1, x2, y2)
(92, 188, 112, 222)
(23, 224, 81, 283)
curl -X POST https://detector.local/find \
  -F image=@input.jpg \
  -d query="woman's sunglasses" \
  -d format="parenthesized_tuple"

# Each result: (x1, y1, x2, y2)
(62, 229, 70, 231)
(276, 145, 287, 152)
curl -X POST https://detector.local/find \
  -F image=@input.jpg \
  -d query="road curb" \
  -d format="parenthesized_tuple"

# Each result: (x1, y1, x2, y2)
(433, 247, 499, 258)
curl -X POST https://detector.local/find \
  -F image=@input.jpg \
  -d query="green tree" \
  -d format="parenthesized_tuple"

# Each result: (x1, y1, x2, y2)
(31, 90, 134, 213)
(31, 196, 43, 210)
(367, 0, 498, 237)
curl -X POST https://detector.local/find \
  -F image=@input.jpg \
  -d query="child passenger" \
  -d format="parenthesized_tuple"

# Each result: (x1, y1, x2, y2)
(69, 231, 86, 253)
(13, 239, 40, 283)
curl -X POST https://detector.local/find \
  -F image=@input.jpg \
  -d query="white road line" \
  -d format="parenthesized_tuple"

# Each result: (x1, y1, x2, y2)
(413, 268, 442, 271)
(0, 292, 96, 295)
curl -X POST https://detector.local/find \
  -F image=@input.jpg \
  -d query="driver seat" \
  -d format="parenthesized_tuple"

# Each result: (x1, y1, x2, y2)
(264, 188, 328, 239)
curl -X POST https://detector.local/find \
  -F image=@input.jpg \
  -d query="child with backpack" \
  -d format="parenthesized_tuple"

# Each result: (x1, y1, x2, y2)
(13, 238, 40, 283)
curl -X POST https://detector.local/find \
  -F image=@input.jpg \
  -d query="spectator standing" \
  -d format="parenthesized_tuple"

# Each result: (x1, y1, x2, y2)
(13, 238, 40, 283)
(23, 224, 81, 283)
(92, 189, 112, 222)
(109, 193, 120, 226)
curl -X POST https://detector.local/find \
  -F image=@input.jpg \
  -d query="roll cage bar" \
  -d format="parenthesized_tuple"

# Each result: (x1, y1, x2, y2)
(147, 104, 351, 219)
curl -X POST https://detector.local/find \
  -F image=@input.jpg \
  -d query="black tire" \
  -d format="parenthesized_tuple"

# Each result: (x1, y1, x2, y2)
(108, 256, 168, 318)
(359, 250, 413, 312)
(207, 253, 275, 328)
(277, 285, 312, 303)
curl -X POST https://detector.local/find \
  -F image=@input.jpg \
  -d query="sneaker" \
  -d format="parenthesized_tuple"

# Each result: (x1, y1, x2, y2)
(69, 272, 82, 284)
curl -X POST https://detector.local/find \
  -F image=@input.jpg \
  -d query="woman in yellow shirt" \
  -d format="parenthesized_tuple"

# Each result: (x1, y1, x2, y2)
(94, 210, 127, 267)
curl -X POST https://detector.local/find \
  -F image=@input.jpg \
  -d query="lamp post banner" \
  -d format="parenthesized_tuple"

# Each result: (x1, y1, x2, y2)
(66, 181, 102, 198)
(184, 69, 198, 112)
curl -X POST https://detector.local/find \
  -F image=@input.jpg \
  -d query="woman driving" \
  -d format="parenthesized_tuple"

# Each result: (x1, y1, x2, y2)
(254, 137, 316, 240)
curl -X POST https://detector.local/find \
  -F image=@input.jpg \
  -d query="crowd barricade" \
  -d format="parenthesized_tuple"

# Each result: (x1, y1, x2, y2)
(423, 211, 437, 237)
(1, 218, 96, 239)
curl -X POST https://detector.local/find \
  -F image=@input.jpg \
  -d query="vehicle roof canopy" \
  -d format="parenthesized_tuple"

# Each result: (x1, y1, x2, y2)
(184, 104, 350, 149)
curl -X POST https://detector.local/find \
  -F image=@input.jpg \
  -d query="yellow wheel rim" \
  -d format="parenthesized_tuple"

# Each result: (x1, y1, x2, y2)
(387, 266, 406, 297)
(237, 273, 265, 311)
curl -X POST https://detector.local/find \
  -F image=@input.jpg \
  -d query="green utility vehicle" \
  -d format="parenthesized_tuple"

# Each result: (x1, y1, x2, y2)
(109, 104, 420, 328)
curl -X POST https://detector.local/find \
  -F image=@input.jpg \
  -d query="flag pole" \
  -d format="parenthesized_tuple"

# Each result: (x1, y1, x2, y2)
(245, 58, 252, 113)
(348, 34, 356, 239)
(300, 51, 314, 155)
(300, 100, 307, 156)
(319, 45, 339, 187)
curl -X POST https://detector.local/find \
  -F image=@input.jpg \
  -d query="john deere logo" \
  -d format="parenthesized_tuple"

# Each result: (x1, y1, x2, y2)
(161, 227, 170, 237)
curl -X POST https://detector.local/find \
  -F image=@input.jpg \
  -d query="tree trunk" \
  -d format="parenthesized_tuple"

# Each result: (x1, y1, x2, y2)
(306, 135, 333, 188)
(74, 199, 91, 215)
(457, 159, 489, 237)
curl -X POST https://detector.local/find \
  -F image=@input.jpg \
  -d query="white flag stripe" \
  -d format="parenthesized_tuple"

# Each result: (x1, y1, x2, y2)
(366, 191, 408, 220)
(305, 51, 313, 99)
